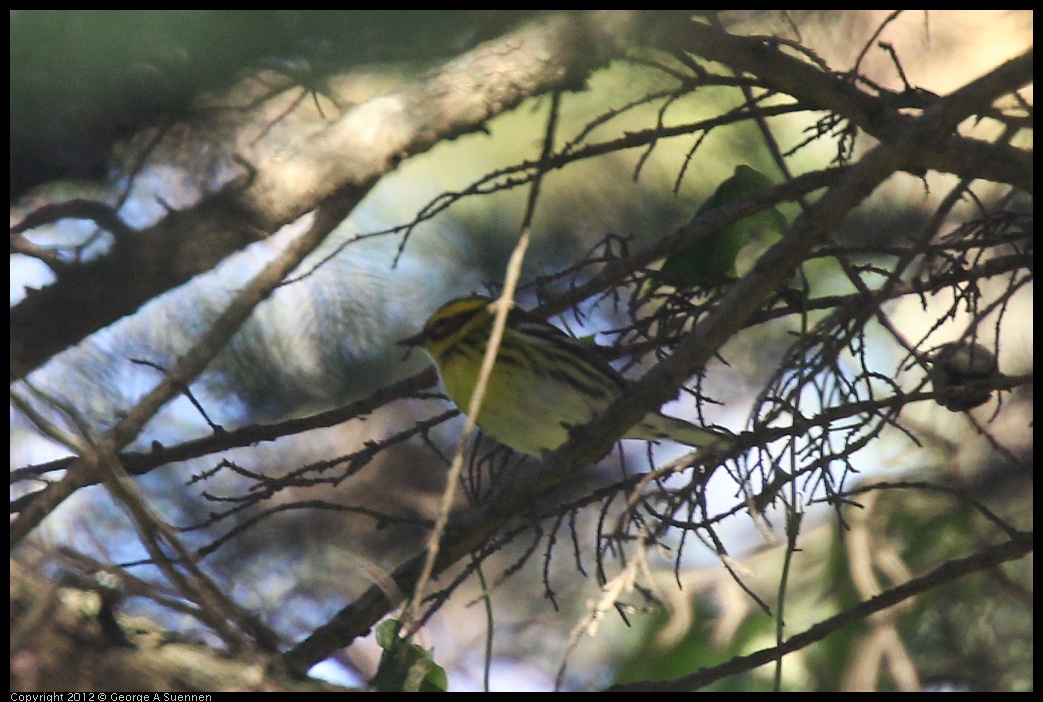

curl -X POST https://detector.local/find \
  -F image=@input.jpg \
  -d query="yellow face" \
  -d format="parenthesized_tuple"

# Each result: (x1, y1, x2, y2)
(401, 296, 496, 364)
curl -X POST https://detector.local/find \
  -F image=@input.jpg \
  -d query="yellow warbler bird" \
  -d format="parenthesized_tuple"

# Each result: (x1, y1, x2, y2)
(399, 295, 727, 457)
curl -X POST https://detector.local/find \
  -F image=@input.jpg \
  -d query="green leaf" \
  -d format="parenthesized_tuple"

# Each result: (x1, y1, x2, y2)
(650, 165, 788, 290)
(375, 618, 401, 649)
(372, 619, 449, 692)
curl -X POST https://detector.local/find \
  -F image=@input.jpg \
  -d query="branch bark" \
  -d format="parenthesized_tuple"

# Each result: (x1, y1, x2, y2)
(281, 42, 1033, 676)
(606, 531, 1033, 691)
(10, 10, 694, 382)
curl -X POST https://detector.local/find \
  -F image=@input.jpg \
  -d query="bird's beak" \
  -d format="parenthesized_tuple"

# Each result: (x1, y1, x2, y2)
(397, 330, 426, 347)
(398, 330, 428, 362)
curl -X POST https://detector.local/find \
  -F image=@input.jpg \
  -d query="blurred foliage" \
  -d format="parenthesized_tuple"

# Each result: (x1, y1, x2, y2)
(9, 10, 536, 198)
(648, 165, 788, 289)
(612, 471, 1032, 691)
(10, 10, 1031, 692)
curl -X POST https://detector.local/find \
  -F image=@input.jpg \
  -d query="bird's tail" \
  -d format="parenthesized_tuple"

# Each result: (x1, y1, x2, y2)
(629, 412, 730, 448)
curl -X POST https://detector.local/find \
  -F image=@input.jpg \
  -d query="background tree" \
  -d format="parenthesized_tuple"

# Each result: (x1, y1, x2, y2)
(10, 10, 1032, 692)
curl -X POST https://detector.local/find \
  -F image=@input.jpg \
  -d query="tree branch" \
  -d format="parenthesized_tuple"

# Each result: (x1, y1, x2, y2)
(606, 530, 1033, 691)
(10, 10, 694, 382)
(280, 39, 1032, 677)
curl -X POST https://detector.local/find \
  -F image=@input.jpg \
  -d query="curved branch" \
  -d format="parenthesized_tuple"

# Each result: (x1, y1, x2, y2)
(10, 10, 695, 382)
(280, 37, 1033, 675)
(678, 22, 1032, 192)
(606, 530, 1033, 691)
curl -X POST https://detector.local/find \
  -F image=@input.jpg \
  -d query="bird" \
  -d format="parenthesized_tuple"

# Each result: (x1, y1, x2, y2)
(399, 295, 728, 456)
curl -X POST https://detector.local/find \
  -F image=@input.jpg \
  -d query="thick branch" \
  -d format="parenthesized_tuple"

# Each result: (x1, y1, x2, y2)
(679, 22, 1033, 192)
(10, 189, 363, 549)
(281, 47, 1031, 675)
(10, 11, 693, 382)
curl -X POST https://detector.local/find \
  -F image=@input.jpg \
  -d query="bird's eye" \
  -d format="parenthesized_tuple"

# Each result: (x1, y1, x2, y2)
(429, 317, 457, 340)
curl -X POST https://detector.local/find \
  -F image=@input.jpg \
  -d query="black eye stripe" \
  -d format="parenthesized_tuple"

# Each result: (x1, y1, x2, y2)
(427, 305, 485, 341)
